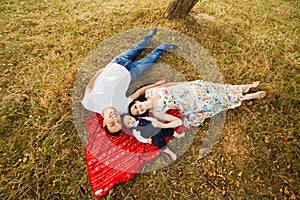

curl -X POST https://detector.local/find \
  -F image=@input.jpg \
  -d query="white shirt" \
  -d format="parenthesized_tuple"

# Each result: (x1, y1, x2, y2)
(82, 63, 132, 115)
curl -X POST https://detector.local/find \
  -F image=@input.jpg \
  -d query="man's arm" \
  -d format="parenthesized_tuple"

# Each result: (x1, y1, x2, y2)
(85, 68, 104, 93)
(129, 78, 166, 100)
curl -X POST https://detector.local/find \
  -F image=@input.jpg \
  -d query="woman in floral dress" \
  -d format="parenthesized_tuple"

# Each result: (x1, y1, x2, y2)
(128, 80, 266, 128)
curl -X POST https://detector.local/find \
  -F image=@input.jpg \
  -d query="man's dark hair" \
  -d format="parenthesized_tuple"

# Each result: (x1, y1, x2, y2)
(104, 126, 122, 136)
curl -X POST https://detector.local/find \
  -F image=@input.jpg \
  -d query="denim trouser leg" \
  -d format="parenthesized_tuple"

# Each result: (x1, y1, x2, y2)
(111, 29, 157, 69)
(129, 43, 170, 82)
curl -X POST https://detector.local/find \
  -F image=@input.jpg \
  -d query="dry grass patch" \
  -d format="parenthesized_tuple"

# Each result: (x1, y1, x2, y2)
(1, 0, 299, 199)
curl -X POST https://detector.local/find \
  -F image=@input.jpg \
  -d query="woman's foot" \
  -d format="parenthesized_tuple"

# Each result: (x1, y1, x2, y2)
(243, 91, 266, 100)
(256, 91, 266, 99)
(243, 81, 260, 93)
(251, 81, 260, 88)
(173, 131, 185, 138)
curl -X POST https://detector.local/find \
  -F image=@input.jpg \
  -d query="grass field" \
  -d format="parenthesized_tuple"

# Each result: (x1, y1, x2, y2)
(1, 0, 299, 199)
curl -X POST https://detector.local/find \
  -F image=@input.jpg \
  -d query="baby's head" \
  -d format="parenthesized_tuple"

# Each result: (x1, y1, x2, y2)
(122, 114, 137, 129)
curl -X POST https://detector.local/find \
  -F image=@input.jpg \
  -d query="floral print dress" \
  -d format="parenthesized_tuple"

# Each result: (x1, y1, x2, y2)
(145, 80, 244, 128)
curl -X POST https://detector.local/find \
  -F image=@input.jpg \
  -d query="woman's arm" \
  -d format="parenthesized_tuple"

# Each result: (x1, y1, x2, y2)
(129, 78, 166, 100)
(155, 82, 184, 88)
(85, 68, 104, 93)
(151, 112, 182, 128)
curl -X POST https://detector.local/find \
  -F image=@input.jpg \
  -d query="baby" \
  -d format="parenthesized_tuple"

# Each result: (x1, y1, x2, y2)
(122, 114, 185, 160)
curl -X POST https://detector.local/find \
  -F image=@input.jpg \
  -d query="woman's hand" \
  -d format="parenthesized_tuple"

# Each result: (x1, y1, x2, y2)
(151, 118, 165, 128)
(155, 78, 166, 85)
(130, 78, 166, 100)
(152, 112, 183, 128)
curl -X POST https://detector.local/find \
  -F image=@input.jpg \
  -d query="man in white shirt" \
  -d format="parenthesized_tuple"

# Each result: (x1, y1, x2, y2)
(82, 28, 177, 134)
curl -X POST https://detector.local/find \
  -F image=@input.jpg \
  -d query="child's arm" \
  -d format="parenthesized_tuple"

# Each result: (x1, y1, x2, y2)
(132, 129, 149, 143)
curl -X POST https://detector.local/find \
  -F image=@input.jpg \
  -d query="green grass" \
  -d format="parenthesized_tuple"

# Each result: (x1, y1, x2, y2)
(1, 0, 299, 199)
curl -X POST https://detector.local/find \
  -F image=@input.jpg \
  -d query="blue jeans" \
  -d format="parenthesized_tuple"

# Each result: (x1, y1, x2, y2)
(111, 30, 172, 82)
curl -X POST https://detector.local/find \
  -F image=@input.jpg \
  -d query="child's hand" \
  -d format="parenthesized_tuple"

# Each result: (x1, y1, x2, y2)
(147, 138, 152, 144)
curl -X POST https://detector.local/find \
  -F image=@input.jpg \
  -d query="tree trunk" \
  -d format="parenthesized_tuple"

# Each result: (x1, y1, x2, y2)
(163, 0, 198, 19)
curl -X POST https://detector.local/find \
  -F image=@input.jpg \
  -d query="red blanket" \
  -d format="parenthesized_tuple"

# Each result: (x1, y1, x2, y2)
(84, 110, 185, 198)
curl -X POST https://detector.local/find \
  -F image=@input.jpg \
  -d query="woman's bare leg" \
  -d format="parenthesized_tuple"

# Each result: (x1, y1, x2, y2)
(242, 81, 260, 93)
(242, 91, 266, 100)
